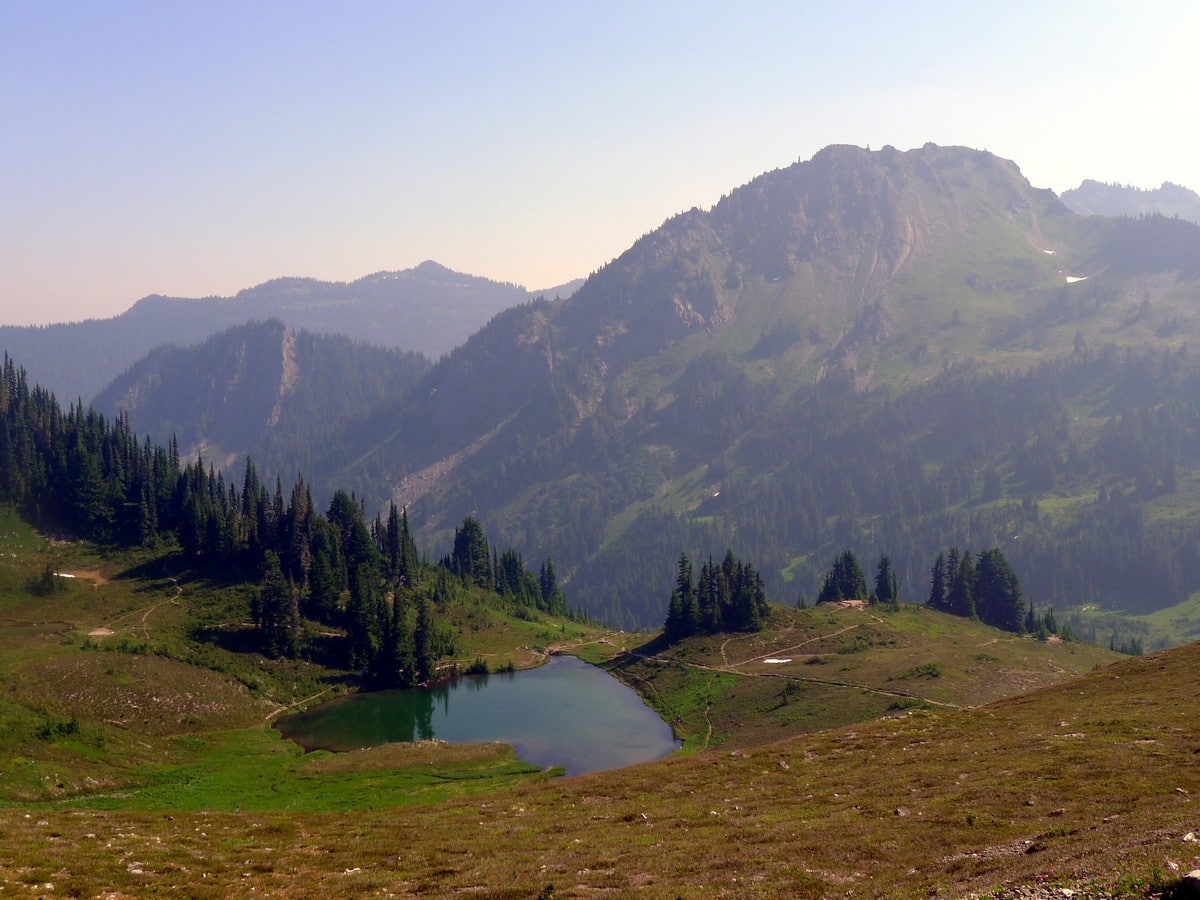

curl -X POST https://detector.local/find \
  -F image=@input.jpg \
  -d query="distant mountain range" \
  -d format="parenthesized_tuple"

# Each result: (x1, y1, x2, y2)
(40, 145, 1200, 630)
(1061, 179, 1200, 223)
(0, 261, 582, 403)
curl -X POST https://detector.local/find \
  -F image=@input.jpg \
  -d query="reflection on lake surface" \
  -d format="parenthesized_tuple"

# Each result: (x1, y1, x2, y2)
(276, 654, 680, 776)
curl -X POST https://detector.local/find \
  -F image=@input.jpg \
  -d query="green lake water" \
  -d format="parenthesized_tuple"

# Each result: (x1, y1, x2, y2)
(276, 654, 680, 776)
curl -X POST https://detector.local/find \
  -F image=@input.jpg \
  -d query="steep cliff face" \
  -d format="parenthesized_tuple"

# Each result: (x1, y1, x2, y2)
(544, 143, 1068, 393)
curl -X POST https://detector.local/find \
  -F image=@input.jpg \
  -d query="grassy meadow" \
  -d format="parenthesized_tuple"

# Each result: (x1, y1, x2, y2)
(1, 506, 1197, 896)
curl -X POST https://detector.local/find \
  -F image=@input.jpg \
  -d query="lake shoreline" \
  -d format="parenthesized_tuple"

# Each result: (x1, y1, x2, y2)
(275, 654, 680, 776)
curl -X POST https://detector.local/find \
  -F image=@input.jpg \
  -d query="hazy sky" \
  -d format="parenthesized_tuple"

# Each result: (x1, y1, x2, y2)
(3, 1, 1198, 326)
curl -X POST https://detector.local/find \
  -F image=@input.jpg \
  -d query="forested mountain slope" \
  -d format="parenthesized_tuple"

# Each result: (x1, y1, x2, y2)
(91, 320, 430, 499)
(0, 261, 541, 402)
(314, 144, 1200, 629)
(58, 145, 1200, 632)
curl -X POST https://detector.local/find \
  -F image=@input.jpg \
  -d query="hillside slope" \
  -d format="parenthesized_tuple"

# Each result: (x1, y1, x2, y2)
(4, 544, 1194, 899)
(605, 601, 1120, 751)
(307, 144, 1200, 629)
(91, 319, 430, 492)
(0, 260, 538, 402)
(2, 507, 1185, 897)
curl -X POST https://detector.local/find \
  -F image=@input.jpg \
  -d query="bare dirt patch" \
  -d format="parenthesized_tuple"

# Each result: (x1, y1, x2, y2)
(63, 569, 108, 586)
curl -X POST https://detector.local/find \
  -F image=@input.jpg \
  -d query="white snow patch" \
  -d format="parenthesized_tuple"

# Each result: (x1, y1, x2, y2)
(1066, 275, 1087, 283)
(763, 658, 792, 664)
(1042, 249, 1057, 255)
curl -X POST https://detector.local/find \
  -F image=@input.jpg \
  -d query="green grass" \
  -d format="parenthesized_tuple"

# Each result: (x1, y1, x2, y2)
(606, 604, 1119, 750)
(3, 642, 1197, 897)
(1, 509, 1194, 896)
(0, 510, 608, 810)
(44, 729, 549, 813)
(1068, 590, 1200, 651)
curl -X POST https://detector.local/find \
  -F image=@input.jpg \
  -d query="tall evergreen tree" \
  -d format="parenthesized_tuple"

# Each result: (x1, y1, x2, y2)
(413, 595, 434, 684)
(346, 566, 380, 671)
(450, 516, 492, 587)
(945, 548, 976, 618)
(537, 557, 567, 615)
(256, 550, 299, 658)
(873, 555, 899, 606)
(974, 548, 1025, 632)
(927, 552, 947, 611)
(817, 550, 868, 603)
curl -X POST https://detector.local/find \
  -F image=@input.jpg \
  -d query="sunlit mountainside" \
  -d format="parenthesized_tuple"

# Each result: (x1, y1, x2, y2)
(62, 144, 1200, 639)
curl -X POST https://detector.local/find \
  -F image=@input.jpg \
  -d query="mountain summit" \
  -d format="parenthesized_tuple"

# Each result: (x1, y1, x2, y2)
(304, 143, 1200, 627)
(1061, 178, 1200, 223)
(556, 142, 1069, 374)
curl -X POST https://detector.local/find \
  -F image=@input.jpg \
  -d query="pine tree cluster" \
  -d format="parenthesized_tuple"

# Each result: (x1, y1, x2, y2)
(926, 547, 1027, 633)
(663, 550, 770, 640)
(814, 551, 899, 607)
(0, 355, 567, 685)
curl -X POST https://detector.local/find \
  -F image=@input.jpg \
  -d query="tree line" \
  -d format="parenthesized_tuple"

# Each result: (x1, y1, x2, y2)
(812, 546, 1071, 642)
(0, 354, 568, 686)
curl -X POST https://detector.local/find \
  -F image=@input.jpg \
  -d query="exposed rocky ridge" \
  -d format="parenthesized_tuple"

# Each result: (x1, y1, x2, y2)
(1063, 178, 1200, 223)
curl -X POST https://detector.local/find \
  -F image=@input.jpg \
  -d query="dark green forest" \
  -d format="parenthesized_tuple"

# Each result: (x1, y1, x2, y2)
(405, 343, 1200, 630)
(0, 354, 567, 686)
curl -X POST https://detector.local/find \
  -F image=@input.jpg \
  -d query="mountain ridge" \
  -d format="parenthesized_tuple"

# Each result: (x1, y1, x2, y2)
(318, 144, 1200, 628)
(92, 319, 431, 492)
(1062, 178, 1200, 223)
(53, 144, 1200, 632)
(0, 261, 576, 402)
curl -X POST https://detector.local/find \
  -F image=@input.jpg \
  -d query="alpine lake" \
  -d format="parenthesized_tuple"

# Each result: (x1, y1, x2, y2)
(276, 654, 681, 776)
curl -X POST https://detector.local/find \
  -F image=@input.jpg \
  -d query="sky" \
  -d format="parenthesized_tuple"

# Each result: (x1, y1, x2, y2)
(2, 1, 1199, 326)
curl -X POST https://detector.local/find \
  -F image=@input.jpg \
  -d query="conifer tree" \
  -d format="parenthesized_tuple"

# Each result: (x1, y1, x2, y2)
(413, 595, 434, 684)
(946, 548, 975, 618)
(537, 557, 567, 615)
(817, 550, 867, 603)
(927, 552, 947, 611)
(873, 555, 899, 606)
(974, 548, 1025, 632)
(256, 550, 297, 658)
(346, 567, 379, 671)
(450, 516, 492, 588)
(697, 556, 722, 634)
